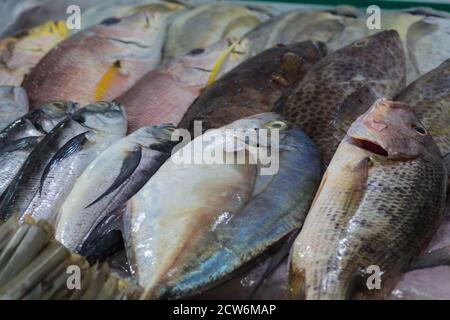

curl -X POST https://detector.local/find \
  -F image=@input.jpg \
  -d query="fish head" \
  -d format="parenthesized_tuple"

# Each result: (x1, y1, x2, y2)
(347, 98, 440, 160)
(76, 101, 127, 135)
(39, 101, 79, 132)
(132, 124, 178, 151)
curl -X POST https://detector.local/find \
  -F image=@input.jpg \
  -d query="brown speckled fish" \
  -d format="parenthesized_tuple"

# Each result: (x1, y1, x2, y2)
(276, 30, 406, 165)
(22, 10, 166, 109)
(288, 99, 447, 300)
(178, 41, 326, 132)
(396, 59, 450, 157)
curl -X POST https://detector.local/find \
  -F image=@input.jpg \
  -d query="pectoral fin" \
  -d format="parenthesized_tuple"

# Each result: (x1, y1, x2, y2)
(39, 131, 89, 195)
(0, 136, 41, 155)
(85, 147, 142, 209)
(407, 245, 450, 271)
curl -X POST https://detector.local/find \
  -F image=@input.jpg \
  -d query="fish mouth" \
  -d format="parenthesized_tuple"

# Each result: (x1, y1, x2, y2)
(347, 137, 389, 157)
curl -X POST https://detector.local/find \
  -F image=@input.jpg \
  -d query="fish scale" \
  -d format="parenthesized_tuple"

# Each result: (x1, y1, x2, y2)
(277, 30, 406, 166)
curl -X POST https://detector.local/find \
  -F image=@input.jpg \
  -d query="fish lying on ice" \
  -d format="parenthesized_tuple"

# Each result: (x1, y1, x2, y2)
(55, 124, 177, 254)
(289, 99, 447, 299)
(0, 102, 127, 223)
(276, 30, 406, 165)
(22, 10, 167, 108)
(124, 112, 322, 299)
(0, 86, 29, 131)
(178, 41, 326, 132)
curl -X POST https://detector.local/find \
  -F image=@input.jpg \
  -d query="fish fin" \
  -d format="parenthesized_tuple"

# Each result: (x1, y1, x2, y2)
(407, 245, 450, 271)
(286, 263, 305, 299)
(85, 147, 142, 209)
(95, 61, 122, 101)
(332, 86, 380, 137)
(444, 153, 450, 174)
(342, 158, 369, 217)
(249, 229, 299, 299)
(0, 136, 40, 155)
(271, 52, 307, 88)
(79, 207, 125, 263)
(39, 131, 89, 195)
(207, 40, 239, 85)
(406, 18, 439, 77)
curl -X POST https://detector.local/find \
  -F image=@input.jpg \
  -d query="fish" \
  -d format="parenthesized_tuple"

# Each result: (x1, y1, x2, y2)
(162, 3, 271, 61)
(22, 10, 167, 109)
(55, 124, 177, 253)
(0, 86, 29, 131)
(178, 41, 326, 132)
(0, 101, 77, 196)
(396, 60, 450, 157)
(0, 102, 127, 223)
(82, 0, 185, 30)
(123, 112, 322, 299)
(288, 99, 447, 300)
(116, 37, 251, 132)
(276, 30, 406, 165)
(243, 10, 354, 57)
(0, 20, 69, 86)
(405, 16, 450, 84)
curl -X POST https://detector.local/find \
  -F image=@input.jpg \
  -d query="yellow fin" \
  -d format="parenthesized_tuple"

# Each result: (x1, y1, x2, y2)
(207, 40, 239, 86)
(18, 20, 69, 40)
(95, 61, 122, 101)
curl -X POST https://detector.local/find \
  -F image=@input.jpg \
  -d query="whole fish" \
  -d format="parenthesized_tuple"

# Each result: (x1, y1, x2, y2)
(116, 38, 251, 132)
(0, 20, 69, 86)
(243, 9, 354, 57)
(0, 102, 126, 223)
(0, 86, 29, 131)
(289, 99, 447, 300)
(396, 59, 450, 156)
(0, 101, 77, 195)
(22, 10, 167, 108)
(178, 41, 326, 131)
(124, 113, 321, 299)
(276, 30, 406, 165)
(55, 124, 176, 252)
(162, 3, 271, 61)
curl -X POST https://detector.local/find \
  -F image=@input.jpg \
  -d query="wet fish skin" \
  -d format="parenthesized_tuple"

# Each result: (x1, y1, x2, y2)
(0, 86, 29, 131)
(124, 113, 321, 299)
(116, 38, 250, 132)
(162, 3, 271, 61)
(0, 101, 78, 196)
(178, 41, 326, 132)
(277, 30, 406, 165)
(0, 20, 69, 86)
(396, 59, 450, 156)
(55, 124, 176, 252)
(0, 102, 126, 223)
(22, 10, 167, 108)
(289, 99, 446, 300)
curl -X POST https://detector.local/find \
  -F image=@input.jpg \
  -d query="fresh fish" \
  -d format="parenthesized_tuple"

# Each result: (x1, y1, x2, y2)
(22, 10, 167, 108)
(276, 30, 406, 165)
(116, 38, 251, 132)
(0, 102, 126, 223)
(82, 0, 185, 30)
(405, 16, 450, 84)
(124, 113, 321, 299)
(0, 101, 77, 195)
(0, 20, 69, 86)
(162, 3, 271, 61)
(396, 59, 450, 156)
(243, 10, 354, 57)
(179, 41, 326, 132)
(0, 86, 29, 131)
(288, 99, 447, 300)
(55, 124, 176, 252)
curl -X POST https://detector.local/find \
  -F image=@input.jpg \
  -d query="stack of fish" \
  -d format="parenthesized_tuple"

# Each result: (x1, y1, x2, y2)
(0, 0, 448, 300)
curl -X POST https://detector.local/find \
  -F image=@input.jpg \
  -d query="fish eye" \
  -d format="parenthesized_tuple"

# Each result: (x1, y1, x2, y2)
(100, 17, 121, 26)
(189, 48, 205, 55)
(412, 124, 427, 135)
(265, 120, 288, 130)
